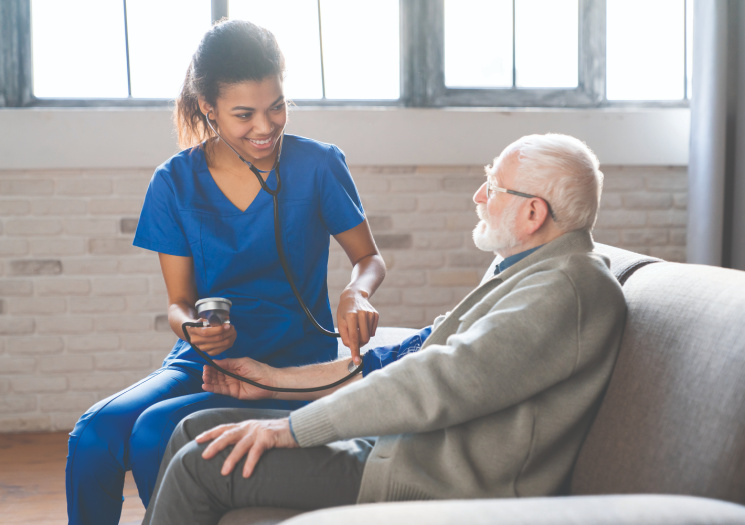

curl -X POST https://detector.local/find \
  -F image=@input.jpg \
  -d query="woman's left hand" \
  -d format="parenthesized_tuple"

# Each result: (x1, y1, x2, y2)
(337, 288, 379, 365)
(196, 418, 298, 478)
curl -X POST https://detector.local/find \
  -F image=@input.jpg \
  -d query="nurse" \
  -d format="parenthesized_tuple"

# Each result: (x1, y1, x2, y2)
(65, 19, 386, 525)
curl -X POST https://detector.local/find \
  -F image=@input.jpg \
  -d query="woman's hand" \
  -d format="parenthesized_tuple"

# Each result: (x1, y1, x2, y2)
(337, 288, 379, 364)
(196, 418, 298, 478)
(202, 357, 276, 400)
(184, 321, 236, 356)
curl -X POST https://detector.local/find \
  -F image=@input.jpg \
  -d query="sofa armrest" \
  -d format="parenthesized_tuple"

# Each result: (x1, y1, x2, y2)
(279, 495, 745, 525)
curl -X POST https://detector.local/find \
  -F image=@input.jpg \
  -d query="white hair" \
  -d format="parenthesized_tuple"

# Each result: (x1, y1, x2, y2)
(487, 133, 604, 232)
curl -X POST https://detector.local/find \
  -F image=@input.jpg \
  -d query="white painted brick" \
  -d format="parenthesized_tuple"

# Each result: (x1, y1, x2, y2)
(375, 305, 426, 327)
(0, 179, 54, 195)
(63, 218, 118, 235)
(389, 177, 442, 193)
(30, 238, 87, 256)
(127, 295, 167, 314)
(39, 392, 97, 413)
(594, 210, 648, 228)
(63, 257, 119, 274)
(367, 287, 401, 306)
(649, 246, 686, 262)
(4, 219, 64, 236)
(621, 229, 670, 246)
(0, 356, 36, 373)
(600, 193, 623, 209)
(88, 198, 144, 215)
(67, 334, 121, 352)
(417, 194, 474, 212)
(0, 317, 35, 335)
(402, 287, 453, 306)
(7, 297, 66, 315)
(389, 251, 446, 269)
(39, 354, 94, 373)
(50, 412, 82, 431)
(645, 170, 688, 191)
(361, 194, 416, 213)
(673, 192, 688, 209)
(383, 269, 428, 287)
(36, 316, 94, 334)
(592, 229, 622, 246)
(412, 232, 466, 250)
(622, 193, 673, 210)
(89, 238, 141, 255)
(11, 375, 67, 393)
(0, 279, 33, 296)
(113, 175, 151, 195)
(69, 296, 126, 314)
(31, 199, 87, 215)
(446, 251, 494, 269)
(149, 276, 168, 295)
(36, 278, 91, 296)
(94, 314, 154, 332)
(445, 213, 480, 231)
(0, 379, 9, 394)
(601, 171, 645, 191)
(0, 200, 31, 215)
(670, 228, 687, 246)
(56, 178, 113, 195)
(118, 256, 161, 274)
(6, 336, 64, 355)
(427, 269, 482, 287)
(91, 277, 149, 295)
(647, 209, 687, 227)
(0, 395, 38, 413)
(390, 213, 448, 231)
(125, 332, 178, 352)
(0, 414, 52, 433)
(94, 353, 152, 371)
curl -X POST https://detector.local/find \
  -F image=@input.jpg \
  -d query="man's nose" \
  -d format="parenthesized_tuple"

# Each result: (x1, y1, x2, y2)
(474, 181, 487, 204)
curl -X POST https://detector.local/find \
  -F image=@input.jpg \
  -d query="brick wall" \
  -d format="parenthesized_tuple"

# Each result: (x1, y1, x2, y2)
(0, 164, 687, 432)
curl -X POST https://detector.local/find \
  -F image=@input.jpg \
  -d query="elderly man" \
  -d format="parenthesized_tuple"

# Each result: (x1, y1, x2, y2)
(143, 133, 626, 524)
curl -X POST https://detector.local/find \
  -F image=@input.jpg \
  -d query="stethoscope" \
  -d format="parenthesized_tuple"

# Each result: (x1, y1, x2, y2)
(179, 112, 363, 393)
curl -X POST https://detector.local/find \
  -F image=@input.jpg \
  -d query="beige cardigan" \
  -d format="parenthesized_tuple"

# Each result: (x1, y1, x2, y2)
(291, 230, 627, 502)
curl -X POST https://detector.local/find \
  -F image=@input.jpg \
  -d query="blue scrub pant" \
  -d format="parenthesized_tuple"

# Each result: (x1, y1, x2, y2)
(65, 364, 306, 525)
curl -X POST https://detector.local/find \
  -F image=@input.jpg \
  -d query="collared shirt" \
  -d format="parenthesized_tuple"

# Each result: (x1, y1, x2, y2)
(495, 244, 544, 275)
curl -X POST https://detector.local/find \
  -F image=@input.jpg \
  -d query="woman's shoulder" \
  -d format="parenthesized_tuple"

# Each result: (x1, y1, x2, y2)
(151, 145, 206, 183)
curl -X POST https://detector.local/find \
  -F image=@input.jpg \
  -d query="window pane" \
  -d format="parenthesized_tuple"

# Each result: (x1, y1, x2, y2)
(126, 0, 211, 99)
(686, 0, 693, 99)
(607, 0, 685, 100)
(229, 0, 324, 99)
(319, 0, 399, 99)
(515, 0, 578, 88)
(444, 0, 512, 88)
(31, 0, 128, 98)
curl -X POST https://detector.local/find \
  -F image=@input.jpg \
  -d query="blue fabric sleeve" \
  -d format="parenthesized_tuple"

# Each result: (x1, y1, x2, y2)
(361, 326, 433, 377)
(319, 145, 366, 235)
(133, 167, 191, 257)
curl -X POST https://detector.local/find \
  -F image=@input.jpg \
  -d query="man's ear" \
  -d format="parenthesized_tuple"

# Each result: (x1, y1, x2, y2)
(525, 199, 550, 234)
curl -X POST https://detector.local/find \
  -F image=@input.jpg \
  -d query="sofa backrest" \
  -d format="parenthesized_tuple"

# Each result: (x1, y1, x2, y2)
(570, 259, 745, 505)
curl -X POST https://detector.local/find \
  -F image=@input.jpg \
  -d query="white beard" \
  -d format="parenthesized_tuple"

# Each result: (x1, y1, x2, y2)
(472, 202, 520, 254)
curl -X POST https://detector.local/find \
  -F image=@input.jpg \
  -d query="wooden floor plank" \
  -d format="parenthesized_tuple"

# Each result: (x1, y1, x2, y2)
(0, 431, 145, 524)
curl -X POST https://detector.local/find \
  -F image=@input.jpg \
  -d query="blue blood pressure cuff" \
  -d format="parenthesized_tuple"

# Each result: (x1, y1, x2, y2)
(362, 325, 433, 377)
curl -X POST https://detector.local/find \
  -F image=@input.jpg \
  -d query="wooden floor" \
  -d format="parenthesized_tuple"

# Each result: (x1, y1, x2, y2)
(0, 431, 145, 524)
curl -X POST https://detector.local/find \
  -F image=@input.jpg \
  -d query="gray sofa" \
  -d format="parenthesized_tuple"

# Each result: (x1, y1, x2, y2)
(219, 244, 745, 524)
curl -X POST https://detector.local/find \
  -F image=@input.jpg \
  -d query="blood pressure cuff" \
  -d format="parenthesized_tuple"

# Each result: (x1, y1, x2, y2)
(361, 325, 433, 377)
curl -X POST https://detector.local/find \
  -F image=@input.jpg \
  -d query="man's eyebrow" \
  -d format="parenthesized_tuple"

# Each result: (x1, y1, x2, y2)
(231, 96, 285, 112)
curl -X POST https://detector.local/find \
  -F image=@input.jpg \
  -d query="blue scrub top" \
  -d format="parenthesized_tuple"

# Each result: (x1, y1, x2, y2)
(133, 135, 365, 371)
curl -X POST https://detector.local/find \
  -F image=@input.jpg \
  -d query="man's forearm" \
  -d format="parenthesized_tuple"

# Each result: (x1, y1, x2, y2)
(270, 357, 362, 401)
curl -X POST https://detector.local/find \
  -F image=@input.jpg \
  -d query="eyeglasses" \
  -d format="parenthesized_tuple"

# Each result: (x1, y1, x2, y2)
(485, 180, 557, 222)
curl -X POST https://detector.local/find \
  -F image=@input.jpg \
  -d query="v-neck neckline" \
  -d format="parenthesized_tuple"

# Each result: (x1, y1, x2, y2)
(196, 145, 277, 214)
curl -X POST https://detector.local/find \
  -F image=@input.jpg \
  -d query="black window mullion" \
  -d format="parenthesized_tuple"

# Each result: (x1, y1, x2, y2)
(579, 0, 606, 105)
(212, 0, 228, 23)
(0, 0, 33, 107)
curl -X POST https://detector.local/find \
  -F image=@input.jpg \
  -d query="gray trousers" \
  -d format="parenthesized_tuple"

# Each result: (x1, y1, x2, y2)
(142, 407, 374, 525)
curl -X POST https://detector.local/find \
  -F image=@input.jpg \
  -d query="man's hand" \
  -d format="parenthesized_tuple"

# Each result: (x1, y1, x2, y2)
(202, 357, 275, 400)
(337, 288, 379, 365)
(196, 418, 298, 478)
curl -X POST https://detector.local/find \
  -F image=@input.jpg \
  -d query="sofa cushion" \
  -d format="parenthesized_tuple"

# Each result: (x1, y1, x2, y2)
(278, 495, 745, 525)
(571, 262, 745, 504)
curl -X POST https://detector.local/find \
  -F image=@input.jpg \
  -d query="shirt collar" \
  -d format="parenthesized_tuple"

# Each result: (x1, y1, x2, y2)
(495, 245, 544, 275)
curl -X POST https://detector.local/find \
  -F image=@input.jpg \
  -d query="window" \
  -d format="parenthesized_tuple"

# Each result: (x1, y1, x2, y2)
(1, 0, 691, 108)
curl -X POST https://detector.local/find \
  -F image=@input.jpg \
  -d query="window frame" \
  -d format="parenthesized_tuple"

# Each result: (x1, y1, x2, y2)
(0, 0, 690, 109)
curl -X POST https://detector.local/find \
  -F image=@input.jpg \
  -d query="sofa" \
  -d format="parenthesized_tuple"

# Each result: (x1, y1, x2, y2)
(219, 243, 745, 524)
